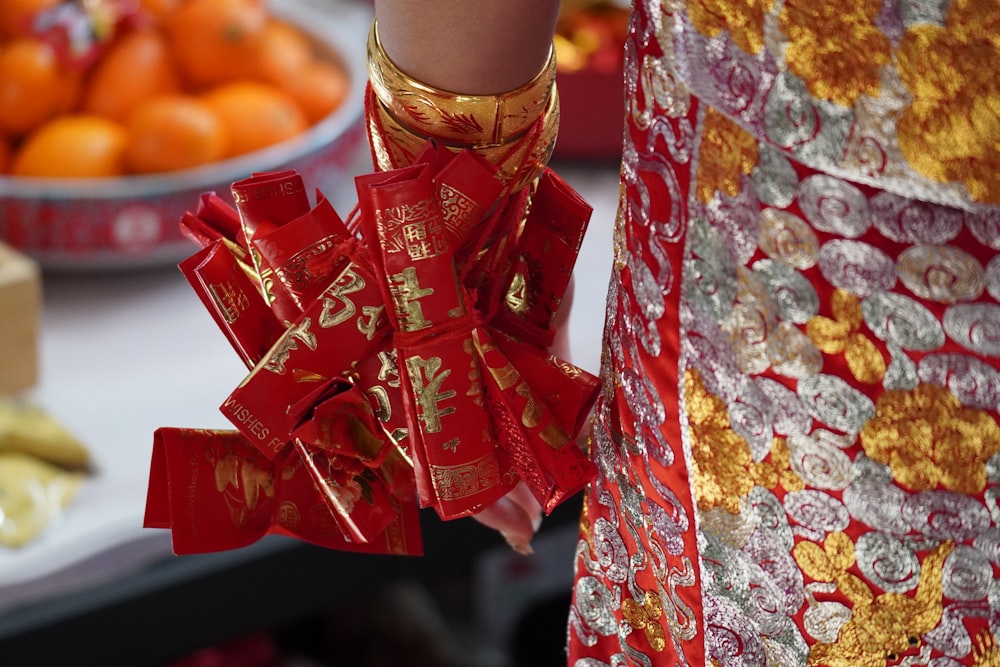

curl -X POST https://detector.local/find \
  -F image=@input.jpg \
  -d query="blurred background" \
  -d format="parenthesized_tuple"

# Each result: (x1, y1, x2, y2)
(0, 0, 625, 664)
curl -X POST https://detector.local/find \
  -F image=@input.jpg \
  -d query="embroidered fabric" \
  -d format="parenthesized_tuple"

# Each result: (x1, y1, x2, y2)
(568, 1, 1000, 665)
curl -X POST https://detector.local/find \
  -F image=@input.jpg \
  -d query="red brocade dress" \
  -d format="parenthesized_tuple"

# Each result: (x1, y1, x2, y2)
(566, 0, 1000, 665)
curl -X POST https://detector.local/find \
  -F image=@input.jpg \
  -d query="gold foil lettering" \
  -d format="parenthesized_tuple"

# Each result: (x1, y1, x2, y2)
(377, 349, 401, 388)
(260, 272, 278, 307)
(504, 271, 531, 315)
(221, 398, 272, 441)
(549, 355, 584, 380)
(405, 355, 457, 433)
(276, 234, 342, 291)
(264, 318, 317, 374)
(358, 304, 386, 340)
(472, 334, 519, 390)
(208, 280, 250, 323)
(402, 220, 433, 259)
(233, 177, 304, 204)
(463, 337, 485, 406)
(366, 385, 392, 422)
(319, 268, 366, 328)
(390, 267, 433, 332)
(376, 198, 447, 260)
(489, 360, 520, 392)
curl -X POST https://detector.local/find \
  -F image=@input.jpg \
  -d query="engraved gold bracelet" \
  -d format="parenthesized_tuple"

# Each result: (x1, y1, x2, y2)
(367, 83, 560, 193)
(367, 20, 558, 148)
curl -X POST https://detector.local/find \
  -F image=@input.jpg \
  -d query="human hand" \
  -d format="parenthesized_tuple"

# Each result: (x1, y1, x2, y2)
(471, 481, 543, 555)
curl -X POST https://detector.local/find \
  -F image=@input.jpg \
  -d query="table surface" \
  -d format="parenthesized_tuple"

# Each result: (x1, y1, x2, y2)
(0, 154, 620, 626)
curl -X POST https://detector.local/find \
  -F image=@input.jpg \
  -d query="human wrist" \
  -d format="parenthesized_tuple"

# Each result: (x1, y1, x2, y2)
(365, 20, 560, 192)
(372, 0, 560, 94)
(367, 21, 556, 148)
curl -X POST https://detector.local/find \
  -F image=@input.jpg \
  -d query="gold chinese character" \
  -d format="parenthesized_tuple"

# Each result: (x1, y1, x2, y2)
(209, 280, 250, 323)
(319, 268, 365, 328)
(390, 267, 433, 332)
(358, 304, 386, 341)
(405, 355, 457, 433)
(264, 317, 317, 374)
(377, 198, 448, 260)
(366, 385, 392, 422)
(377, 349, 401, 388)
(403, 222, 427, 255)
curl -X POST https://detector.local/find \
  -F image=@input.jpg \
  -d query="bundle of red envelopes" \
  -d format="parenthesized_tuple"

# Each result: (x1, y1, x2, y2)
(144, 141, 599, 556)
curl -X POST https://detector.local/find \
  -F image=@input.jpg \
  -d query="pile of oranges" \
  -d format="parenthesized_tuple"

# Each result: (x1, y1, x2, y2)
(0, 0, 350, 179)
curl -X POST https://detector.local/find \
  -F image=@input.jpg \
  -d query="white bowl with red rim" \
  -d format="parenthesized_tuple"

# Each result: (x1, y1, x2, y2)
(0, 0, 372, 271)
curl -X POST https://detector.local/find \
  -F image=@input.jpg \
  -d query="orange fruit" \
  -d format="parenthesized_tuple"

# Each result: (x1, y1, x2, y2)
(138, 0, 183, 22)
(82, 28, 182, 123)
(0, 0, 60, 40)
(124, 95, 226, 173)
(12, 115, 127, 178)
(165, 0, 268, 88)
(280, 60, 349, 124)
(256, 19, 314, 85)
(0, 38, 79, 136)
(202, 81, 307, 157)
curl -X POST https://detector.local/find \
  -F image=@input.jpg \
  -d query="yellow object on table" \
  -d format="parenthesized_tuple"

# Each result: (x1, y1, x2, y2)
(0, 242, 40, 396)
(0, 452, 85, 548)
(0, 401, 92, 470)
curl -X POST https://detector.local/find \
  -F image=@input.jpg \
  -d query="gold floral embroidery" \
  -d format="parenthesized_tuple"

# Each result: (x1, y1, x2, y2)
(685, 368, 755, 513)
(860, 383, 1000, 494)
(973, 629, 1000, 667)
(778, 0, 891, 106)
(806, 289, 885, 384)
(797, 537, 954, 667)
(621, 590, 667, 652)
(752, 437, 805, 492)
(686, 0, 772, 54)
(896, 1, 1000, 205)
(695, 107, 759, 204)
(795, 532, 871, 605)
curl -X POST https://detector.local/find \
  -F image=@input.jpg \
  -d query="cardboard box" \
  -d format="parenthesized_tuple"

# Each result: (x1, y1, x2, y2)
(0, 241, 41, 395)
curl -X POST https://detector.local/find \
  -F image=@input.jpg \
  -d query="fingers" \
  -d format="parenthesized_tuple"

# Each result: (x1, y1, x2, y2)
(472, 484, 543, 555)
(507, 480, 543, 532)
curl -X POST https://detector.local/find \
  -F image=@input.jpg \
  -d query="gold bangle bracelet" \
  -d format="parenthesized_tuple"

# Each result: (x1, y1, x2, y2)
(367, 20, 557, 148)
(367, 83, 560, 194)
